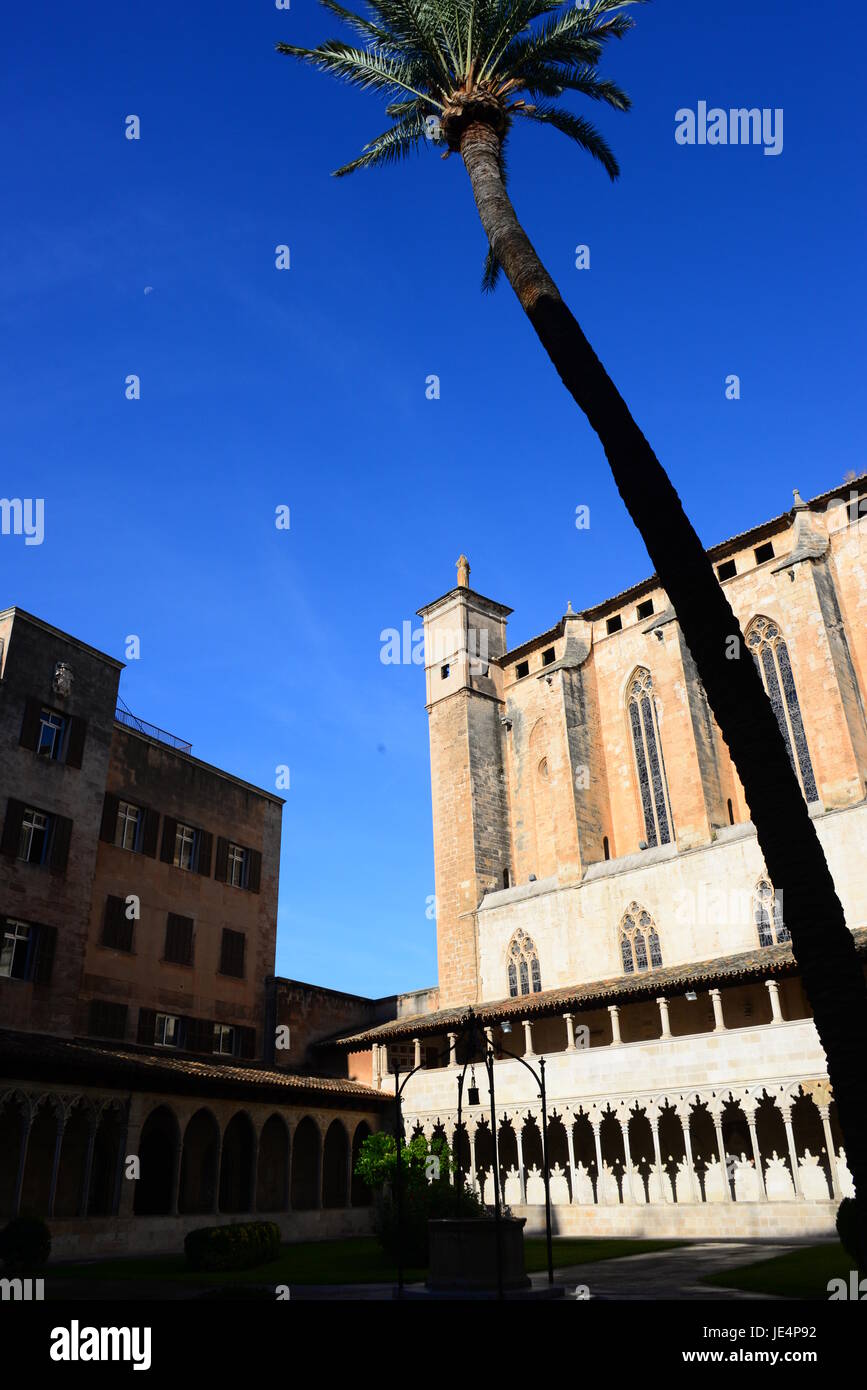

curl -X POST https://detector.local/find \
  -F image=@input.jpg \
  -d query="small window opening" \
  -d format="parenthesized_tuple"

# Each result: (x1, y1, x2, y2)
(603, 836, 610, 861)
(440, 664, 450, 679)
(717, 559, 737, 581)
(606, 615, 622, 635)
(503, 867, 511, 889)
(727, 798, 734, 825)
(754, 541, 775, 565)
(636, 599, 654, 621)
(515, 660, 529, 679)
(542, 647, 555, 666)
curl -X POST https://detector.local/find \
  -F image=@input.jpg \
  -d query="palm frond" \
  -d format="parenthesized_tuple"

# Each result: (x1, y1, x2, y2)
(333, 111, 431, 175)
(515, 101, 620, 178)
(493, 0, 639, 83)
(516, 63, 631, 109)
(275, 40, 444, 109)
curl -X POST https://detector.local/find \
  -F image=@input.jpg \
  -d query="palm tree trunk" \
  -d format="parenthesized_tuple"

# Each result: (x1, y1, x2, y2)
(461, 119, 867, 1257)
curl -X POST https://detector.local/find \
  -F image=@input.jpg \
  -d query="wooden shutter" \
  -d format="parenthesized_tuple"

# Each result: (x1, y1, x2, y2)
(160, 816, 178, 864)
(140, 806, 160, 858)
(220, 929, 245, 978)
(165, 913, 194, 965)
(32, 924, 57, 984)
(65, 716, 87, 769)
(89, 1000, 128, 1041)
(103, 895, 133, 951)
(184, 1016, 213, 1054)
(19, 697, 42, 751)
(49, 815, 72, 871)
(196, 830, 213, 877)
(247, 849, 262, 894)
(137, 1007, 157, 1045)
(99, 793, 119, 844)
(214, 836, 229, 883)
(237, 1026, 256, 1060)
(0, 800, 25, 857)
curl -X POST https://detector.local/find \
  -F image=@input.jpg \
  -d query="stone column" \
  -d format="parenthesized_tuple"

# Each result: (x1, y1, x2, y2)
(515, 1123, 528, 1203)
(564, 1013, 576, 1050)
(656, 997, 671, 1040)
(413, 1037, 421, 1069)
(373, 1044, 382, 1087)
(566, 1115, 580, 1204)
(779, 1100, 803, 1199)
(249, 1129, 260, 1215)
(346, 1133, 355, 1208)
(468, 1128, 478, 1195)
(590, 1119, 607, 1204)
(47, 1106, 68, 1219)
(742, 1098, 768, 1201)
(709, 989, 726, 1032)
(818, 1104, 842, 1200)
(169, 1122, 183, 1217)
(79, 1111, 99, 1218)
(765, 979, 784, 1024)
(674, 1100, 701, 1204)
(615, 1104, 635, 1204)
(522, 1020, 535, 1058)
(12, 1099, 35, 1217)
(447, 1032, 457, 1066)
(608, 1005, 622, 1046)
(709, 1103, 732, 1202)
(212, 1130, 224, 1214)
(648, 1105, 669, 1204)
(484, 1026, 494, 1051)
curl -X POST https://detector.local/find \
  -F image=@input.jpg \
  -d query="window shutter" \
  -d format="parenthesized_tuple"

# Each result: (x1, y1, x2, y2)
(19, 697, 42, 751)
(165, 913, 194, 965)
(160, 816, 178, 864)
(88, 1000, 128, 1041)
(0, 800, 25, 857)
(32, 924, 58, 984)
(220, 929, 245, 978)
(137, 1007, 157, 1045)
(237, 1026, 256, 1060)
(140, 806, 159, 858)
(214, 837, 229, 883)
(65, 716, 87, 769)
(49, 815, 72, 871)
(184, 1016, 213, 1054)
(99, 793, 119, 844)
(196, 830, 213, 877)
(247, 849, 262, 894)
(103, 895, 133, 951)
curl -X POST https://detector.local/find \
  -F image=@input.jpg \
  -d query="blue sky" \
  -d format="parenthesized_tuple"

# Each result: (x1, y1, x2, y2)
(3, 1, 865, 997)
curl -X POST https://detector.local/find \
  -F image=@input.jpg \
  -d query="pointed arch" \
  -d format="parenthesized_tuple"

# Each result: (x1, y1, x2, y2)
(625, 667, 672, 847)
(619, 903, 662, 975)
(745, 616, 818, 802)
(506, 928, 541, 997)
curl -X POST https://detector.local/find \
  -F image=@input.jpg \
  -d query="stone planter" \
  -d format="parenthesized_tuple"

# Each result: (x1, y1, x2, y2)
(427, 1217, 530, 1292)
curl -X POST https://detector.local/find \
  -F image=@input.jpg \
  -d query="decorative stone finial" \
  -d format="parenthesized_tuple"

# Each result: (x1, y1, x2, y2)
(566, 601, 574, 614)
(792, 488, 807, 510)
(456, 554, 470, 588)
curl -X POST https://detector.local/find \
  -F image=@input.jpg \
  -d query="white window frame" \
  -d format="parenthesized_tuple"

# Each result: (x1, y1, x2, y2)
(0, 919, 31, 979)
(18, 807, 49, 864)
(227, 843, 248, 888)
(115, 801, 141, 851)
(37, 709, 66, 760)
(154, 1013, 181, 1048)
(174, 823, 197, 871)
(213, 1023, 236, 1056)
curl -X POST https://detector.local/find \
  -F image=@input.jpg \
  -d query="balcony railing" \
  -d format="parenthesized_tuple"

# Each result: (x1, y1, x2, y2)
(115, 702, 192, 755)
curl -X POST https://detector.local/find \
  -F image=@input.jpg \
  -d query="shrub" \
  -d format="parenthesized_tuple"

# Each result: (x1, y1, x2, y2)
(355, 1132, 488, 1266)
(836, 1197, 859, 1264)
(184, 1221, 281, 1273)
(0, 1214, 51, 1273)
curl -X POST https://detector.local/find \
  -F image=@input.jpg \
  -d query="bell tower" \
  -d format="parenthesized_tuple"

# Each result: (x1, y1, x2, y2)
(418, 560, 512, 1007)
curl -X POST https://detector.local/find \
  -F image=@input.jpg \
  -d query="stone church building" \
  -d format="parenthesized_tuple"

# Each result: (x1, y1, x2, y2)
(330, 478, 867, 1238)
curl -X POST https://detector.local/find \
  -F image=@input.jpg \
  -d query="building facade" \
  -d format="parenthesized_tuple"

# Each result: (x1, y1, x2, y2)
(333, 479, 867, 1238)
(0, 609, 388, 1254)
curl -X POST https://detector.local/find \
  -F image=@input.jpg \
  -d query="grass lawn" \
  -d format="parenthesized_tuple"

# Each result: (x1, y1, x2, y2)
(703, 1242, 857, 1300)
(52, 1235, 684, 1289)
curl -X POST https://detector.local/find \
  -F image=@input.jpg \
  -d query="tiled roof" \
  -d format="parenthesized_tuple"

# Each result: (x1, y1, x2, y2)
(323, 927, 867, 1048)
(0, 1030, 388, 1108)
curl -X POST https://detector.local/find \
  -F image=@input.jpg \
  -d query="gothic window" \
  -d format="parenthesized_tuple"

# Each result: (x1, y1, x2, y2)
(507, 929, 541, 997)
(626, 668, 673, 847)
(746, 616, 818, 803)
(619, 903, 662, 974)
(754, 878, 789, 948)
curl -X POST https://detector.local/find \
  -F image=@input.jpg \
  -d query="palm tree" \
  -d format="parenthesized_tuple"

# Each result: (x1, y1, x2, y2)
(277, 0, 867, 1256)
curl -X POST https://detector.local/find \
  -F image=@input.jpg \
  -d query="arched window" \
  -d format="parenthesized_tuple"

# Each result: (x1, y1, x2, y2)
(619, 903, 662, 974)
(754, 878, 789, 947)
(507, 929, 541, 997)
(746, 616, 818, 802)
(626, 669, 673, 847)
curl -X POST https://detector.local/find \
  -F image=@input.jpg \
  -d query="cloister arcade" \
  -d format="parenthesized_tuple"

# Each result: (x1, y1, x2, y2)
(408, 1079, 854, 1212)
(0, 1086, 377, 1223)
